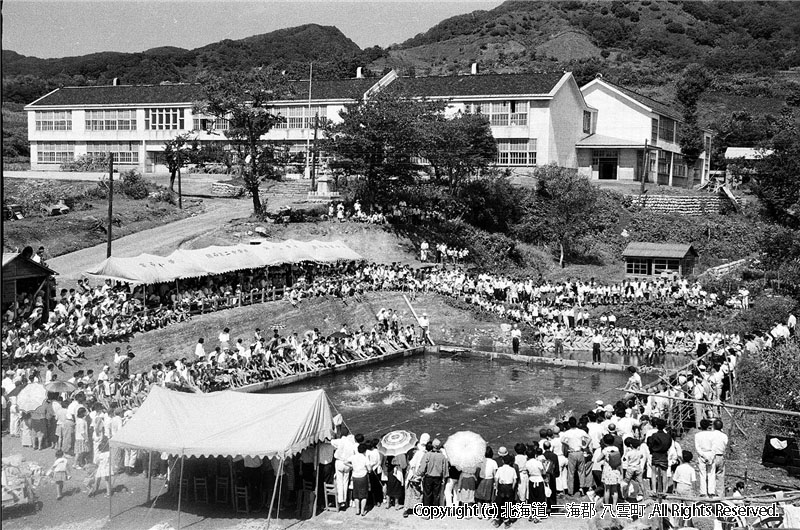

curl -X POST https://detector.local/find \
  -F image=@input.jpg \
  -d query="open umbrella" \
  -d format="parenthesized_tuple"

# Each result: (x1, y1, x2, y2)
(16, 383, 48, 412)
(45, 380, 76, 394)
(378, 430, 418, 456)
(444, 431, 487, 472)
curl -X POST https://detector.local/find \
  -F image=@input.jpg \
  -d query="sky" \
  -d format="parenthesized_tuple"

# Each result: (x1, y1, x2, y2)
(2, 0, 504, 58)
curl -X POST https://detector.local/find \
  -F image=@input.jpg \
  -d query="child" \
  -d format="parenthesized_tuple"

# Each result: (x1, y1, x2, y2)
(732, 481, 745, 499)
(457, 469, 477, 507)
(48, 449, 70, 500)
(621, 437, 646, 501)
(89, 437, 112, 498)
(672, 450, 697, 497)
(74, 408, 89, 469)
(600, 434, 622, 508)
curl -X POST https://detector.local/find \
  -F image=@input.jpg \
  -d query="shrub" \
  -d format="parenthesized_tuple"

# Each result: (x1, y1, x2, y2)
(60, 154, 109, 172)
(666, 22, 685, 34)
(736, 338, 800, 414)
(120, 169, 149, 200)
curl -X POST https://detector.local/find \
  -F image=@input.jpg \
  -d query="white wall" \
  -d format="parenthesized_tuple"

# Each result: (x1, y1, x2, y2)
(582, 84, 652, 145)
(548, 78, 591, 168)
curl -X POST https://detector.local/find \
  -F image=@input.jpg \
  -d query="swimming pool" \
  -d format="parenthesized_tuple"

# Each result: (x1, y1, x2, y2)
(267, 353, 649, 446)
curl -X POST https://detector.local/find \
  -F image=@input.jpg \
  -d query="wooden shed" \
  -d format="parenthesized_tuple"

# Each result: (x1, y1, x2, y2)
(2, 253, 57, 321)
(622, 242, 698, 278)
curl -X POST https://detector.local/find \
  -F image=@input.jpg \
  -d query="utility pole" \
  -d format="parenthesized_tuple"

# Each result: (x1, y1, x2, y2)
(311, 112, 319, 191)
(107, 153, 114, 258)
(177, 166, 183, 209)
(304, 62, 313, 182)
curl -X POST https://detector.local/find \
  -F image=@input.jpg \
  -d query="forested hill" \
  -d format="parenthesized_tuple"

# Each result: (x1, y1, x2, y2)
(2, 24, 383, 104)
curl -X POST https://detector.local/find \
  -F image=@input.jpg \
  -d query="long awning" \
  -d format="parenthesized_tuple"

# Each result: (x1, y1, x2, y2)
(84, 240, 362, 284)
(111, 386, 337, 459)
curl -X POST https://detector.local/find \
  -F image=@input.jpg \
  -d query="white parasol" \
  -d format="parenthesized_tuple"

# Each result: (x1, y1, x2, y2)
(377, 430, 418, 456)
(443, 431, 487, 472)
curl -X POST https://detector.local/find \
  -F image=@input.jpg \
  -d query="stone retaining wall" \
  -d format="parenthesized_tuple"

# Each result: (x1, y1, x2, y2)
(627, 194, 740, 215)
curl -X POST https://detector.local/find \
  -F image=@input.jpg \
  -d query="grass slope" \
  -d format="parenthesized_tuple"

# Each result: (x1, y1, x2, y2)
(80, 292, 508, 374)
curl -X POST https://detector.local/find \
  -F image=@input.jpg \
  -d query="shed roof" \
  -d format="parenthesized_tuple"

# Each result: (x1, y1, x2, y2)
(622, 242, 698, 259)
(576, 133, 652, 149)
(389, 71, 566, 98)
(724, 147, 773, 160)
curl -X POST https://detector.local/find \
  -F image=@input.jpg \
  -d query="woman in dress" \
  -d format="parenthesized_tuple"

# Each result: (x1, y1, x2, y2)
(402, 445, 425, 517)
(89, 437, 112, 497)
(475, 446, 497, 508)
(385, 454, 406, 509)
(348, 443, 371, 516)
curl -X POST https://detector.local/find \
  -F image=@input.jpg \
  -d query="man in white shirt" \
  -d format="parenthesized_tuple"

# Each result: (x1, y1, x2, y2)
(418, 313, 430, 344)
(510, 324, 522, 354)
(694, 419, 716, 496)
(561, 417, 590, 496)
(708, 419, 728, 497)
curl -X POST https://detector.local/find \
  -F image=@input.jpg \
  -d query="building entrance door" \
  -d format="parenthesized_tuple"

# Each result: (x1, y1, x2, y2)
(599, 159, 617, 180)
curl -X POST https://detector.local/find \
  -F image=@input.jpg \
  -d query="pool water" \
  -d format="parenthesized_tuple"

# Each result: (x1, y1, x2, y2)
(267, 353, 649, 447)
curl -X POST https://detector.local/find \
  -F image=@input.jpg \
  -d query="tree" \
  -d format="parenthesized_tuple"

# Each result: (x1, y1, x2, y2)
(197, 69, 293, 215)
(677, 63, 711, 187)
(323, 90, 445, 192)
(515, 164, 600, 267)
(752, 109, 800, 227)
(418, 112, 497, 191)
(163, 133, 196, 192)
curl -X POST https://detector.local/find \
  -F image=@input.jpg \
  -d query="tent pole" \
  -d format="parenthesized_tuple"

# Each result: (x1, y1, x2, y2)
(109, 448, 113, 521)
(267, 458, 284, 529)
(313, 443, 320, 517)
(147, 452, 153, 503)
(177, 454, 185, 530)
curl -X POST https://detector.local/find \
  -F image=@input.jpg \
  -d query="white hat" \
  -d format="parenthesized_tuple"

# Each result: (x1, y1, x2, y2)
(770, 438, 788, 451)
(604, 404, 614, 412)
(595, 400, 604, 406)
(419, 433, 430, 445)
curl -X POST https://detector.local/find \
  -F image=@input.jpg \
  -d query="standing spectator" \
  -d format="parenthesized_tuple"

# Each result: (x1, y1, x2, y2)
(420, 241, 429, 262)
(510, 324, 521, 354)
(646, 418, 672, 494)
(493, 454, 517, 528)
(195, 337, 206, 360)
(348, 443, 370, 516)
(417, 439, 447, 506)
(561, 417, 590, 496)
(672, 450, 697, 496)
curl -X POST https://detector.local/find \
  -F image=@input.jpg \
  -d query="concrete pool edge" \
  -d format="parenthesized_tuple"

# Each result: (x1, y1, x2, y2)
(233, 345, 430, 393)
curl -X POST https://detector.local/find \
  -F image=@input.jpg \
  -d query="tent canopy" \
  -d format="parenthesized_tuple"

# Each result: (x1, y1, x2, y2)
(111, 385, 337, 459)
(84, 240, 362, 284)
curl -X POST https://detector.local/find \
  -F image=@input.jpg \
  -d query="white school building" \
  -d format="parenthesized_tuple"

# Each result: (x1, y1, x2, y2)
(25, 69, 709, 185)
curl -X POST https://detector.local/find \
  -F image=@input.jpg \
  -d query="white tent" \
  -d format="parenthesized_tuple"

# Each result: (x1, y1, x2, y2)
(85, 240, 363, 284)
(111, 385, 338, 527)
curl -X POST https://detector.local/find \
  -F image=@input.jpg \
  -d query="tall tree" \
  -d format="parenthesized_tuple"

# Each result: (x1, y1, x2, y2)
(323, 90, 445, 191)
(514, 164, 600, 268)
(418, 112, 497, 192)
(163, 132, 196, 192)
(752, 109, 800, 227)
(676, 63, 711, 188)
(197, 69, 292, 215)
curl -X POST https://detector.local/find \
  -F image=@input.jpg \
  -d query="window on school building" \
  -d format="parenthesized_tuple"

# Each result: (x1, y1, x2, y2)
(653, 259, 681, 275)
(144, 108, 184, 130)
(658, 116, 676, 143)
(626, 258, 648, 276)
(651, 118, 658, 144)
(496, 139, 536, 166)
(471, 101, 527, 127)
(193, 116, 229, 131)
(658, 151, 671, 180)
(86, 142, 139, 164)
(583, 111, 592, 134)
(673, 153, 687, 178)
(36, 142, 74, 164)
(85, 109, 137, 131)
(273, 106, 327, 129)
(35, 111, 72, 131)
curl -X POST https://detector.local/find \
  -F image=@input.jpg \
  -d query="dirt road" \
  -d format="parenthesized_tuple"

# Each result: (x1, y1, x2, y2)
(47, 197, 250, 282)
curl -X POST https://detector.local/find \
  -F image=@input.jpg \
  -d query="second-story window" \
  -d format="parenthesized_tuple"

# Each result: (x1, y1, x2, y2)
(583, 111, 592, 134)
(658, 116, 676, 142)
(35, 111, 72, 131)
(473, 101, 527, 126)
(651, 118, 658, 144)
(85, 109, 137, 131)
(145, 108, 184, 130)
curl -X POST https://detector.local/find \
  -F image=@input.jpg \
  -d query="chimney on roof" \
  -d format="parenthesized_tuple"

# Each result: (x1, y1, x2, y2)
(471, 62, 478, 75)
(112, 77, 119, 86)
(356, 67, 364, 79)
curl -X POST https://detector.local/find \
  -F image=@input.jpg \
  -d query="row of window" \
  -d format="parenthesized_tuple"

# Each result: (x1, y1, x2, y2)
(625, 258, 681, 276)
(85, 110, 137, 131)
(496, 139, 537, 166)
(651, 116, 681, 144)
(35, 111, 72, 131)
(467, 101, 528, 127)
(273, 106, 328, 129)
(36, 142, 139, 164)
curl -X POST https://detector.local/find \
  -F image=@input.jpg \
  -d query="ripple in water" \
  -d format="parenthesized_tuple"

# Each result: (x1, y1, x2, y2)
(382, 392, 410, 405)
(517, 396, 565, 416)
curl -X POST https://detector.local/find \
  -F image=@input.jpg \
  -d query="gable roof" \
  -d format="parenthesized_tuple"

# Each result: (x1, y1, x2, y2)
(582, 78, 683, 122)
(27, 79, 380, 108)
(389, 71, 567, 98)
(622, 242, 698, 259)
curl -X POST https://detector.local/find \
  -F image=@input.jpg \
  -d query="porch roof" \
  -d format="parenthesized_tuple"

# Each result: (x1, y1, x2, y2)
(576, 134, 651, 149)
